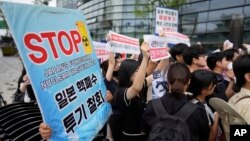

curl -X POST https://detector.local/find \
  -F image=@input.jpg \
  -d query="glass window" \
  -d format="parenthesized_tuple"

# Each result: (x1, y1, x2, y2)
(83, 7, 91, 14)
(181, 14, 197, 24)
(203, 44, 222, 53)
(151, 19, 155, 27)
(135, 33, 144, 39)
(123, 33, 135, 38)
(113, 20, 122, 26)
(182, 24, 194, 34)
(97, 9, 104, 15)
(181, 12, 208, 24)
(111, 0, 124, 5)
(105, 6, 123, 13)
(136, 20, 149, 27)
(123, 13, 136, 19)
(135, 26, 149, 32)
(195, 23, 206, 33)
(97, 16, 103, 21)
(100, 29, 111, 35)
(245, 18, 250, 30)
(112, 26, 122, 33)
(207, 21, 230, 32)
(206, 33, 228, 43)
(123, 20, 136, 26)
(105, 0, 112, 6)
(105, 7, 112, 13)
(104, 13, 123, 20)
(78, 4, 84, 10)
(92, 11, 98, 17)
(191, 0, 205, 2)
(85, 13, 92, 19)
(90, 23, 97, 29)
(92, 0, 99, 5)
(122, 26, 135, 33)
(92, 4, 98, 11)
(208, 8, 243, 21)
(244, 6, 250, 18)
(243, 31, 250, 43)
(247, 0, 250, 4)
(123, 5, 135, 12)
(189, 34, 206, 42)
(210, 0, 244, 10)
(114, 6, 124, 12)
(181, 1, 209, 14)
(99, 20, 112, 28)
(124, 0, 136, 4)
(98, 2, 104, 9)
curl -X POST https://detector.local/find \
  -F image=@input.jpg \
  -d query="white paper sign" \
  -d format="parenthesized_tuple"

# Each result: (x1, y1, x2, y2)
(144, 35, 170, 61)
(92, 41, 109, 63)
(155, 7, 178, 34)
(165, 32, 191, 46)
(106, 31, 140, 54)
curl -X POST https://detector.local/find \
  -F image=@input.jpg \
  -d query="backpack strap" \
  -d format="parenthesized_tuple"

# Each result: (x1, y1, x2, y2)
(152, 98, 167, 116)
(175, 102, 197, 121)
(235, 95, 250, 104)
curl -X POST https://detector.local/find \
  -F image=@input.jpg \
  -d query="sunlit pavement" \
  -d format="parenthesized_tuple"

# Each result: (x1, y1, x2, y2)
(0, 49, 22, 104)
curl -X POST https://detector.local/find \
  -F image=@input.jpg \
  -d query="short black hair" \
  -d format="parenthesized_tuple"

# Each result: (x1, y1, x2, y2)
(118, 59, 140, 87)
(188, 69, 217, 98)
(169, 43, 189, 61)
(183, 45, 206, 65)
(206, 52, 224, 70)
(223, 48, 239, 61)
(115, 53, 122, 59)
(167, 63, 191, 97)
(233, 54, 250, 92)
(100, 60, 109, 77)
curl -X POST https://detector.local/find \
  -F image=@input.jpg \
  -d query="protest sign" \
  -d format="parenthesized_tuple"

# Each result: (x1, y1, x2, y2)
(106, 31, 140, 55)
(0, 2, 111, 140)
(155, 7, 178, 34)
(92, 41, 109, 63)
(151, 70, 168, 100)
(144, 35, 170, 61)
(165, 32, 191, 47)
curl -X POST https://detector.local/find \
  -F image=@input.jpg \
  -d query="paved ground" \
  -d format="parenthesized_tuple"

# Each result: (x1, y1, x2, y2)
(0, 49, 22, 104)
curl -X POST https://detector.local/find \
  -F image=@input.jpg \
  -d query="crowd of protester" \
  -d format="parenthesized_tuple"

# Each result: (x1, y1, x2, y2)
(10, 32, 250, 141)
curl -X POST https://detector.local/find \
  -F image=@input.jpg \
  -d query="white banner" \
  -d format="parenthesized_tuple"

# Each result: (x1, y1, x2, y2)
(144, 35, 170, 61)
(155, 7, 178, 34)
(165, 32, 191, 46)
(92, 41, 109, 63)
(106, 31, 140, 55)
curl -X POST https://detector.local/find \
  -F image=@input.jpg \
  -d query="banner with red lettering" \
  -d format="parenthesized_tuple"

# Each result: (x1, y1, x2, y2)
(155, 7, 178, 34)
(92, 41, 109, 63)
(0, 2, 111, 141)
(106, 31, 140, 55)
(165, 32, 191, 46)
(144, 35, 170, 61)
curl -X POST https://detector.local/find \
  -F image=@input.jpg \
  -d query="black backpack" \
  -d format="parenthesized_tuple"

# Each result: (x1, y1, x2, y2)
(147, 98, 197, 141)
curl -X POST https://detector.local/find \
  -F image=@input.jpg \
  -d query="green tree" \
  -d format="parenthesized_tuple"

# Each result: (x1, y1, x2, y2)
(134, 0, 186, 34)
(0, 10, 10, 36)
(134, 0, 186, 18)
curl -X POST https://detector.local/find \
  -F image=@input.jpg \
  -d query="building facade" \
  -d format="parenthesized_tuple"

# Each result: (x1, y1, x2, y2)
(58, 0, 250, 49)
(77, 0, 154, 41)
(57, 0, 78, 9)
(179, 0, 250, 49)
